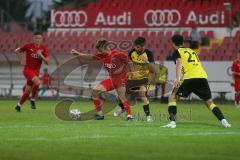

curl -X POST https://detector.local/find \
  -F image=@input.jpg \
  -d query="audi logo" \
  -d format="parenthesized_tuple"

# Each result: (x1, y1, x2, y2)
(53, 11, 88, 27)
(144, 9, 181, 26)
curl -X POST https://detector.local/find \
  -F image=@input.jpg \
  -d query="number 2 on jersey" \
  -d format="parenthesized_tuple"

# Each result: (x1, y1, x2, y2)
(185, 51, 200, 63)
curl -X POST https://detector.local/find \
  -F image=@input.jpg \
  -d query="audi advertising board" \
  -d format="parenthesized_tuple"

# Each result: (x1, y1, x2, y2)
(51, 6, 230, 28)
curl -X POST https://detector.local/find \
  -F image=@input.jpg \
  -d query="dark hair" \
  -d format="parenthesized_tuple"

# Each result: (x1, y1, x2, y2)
(33, 31, 43, 36)
(171, 35, 183, 47)
(95, 39, 109, 50)
(134, 37, 146, 46)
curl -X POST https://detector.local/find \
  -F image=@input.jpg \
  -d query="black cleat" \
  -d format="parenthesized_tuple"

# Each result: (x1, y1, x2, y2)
(94, 114, 104, 120)
(126, 115, 134, 121)
(30, 100, 36, 109)
(15, 105, 21, 112)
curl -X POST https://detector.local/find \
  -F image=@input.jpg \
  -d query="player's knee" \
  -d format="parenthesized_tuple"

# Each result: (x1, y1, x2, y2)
(168, 94, 176, 102)
(141, 98, 149, 105)
(92, 84, 106, 97)
(32, 77, 41, 85)
(91, 89, 100, 98)
(25, 86, 32, 94)
(205, 99, 216, 110)
(141, 97, 148, 103)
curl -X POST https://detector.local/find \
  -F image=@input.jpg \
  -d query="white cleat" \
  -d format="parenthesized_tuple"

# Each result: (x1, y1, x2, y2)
(113, 109, 124, 117)
(221, 119, 231, 128)
(234, 102, 240, 108)
(147, 115, 154, 122)
(161, 121, 176, 128)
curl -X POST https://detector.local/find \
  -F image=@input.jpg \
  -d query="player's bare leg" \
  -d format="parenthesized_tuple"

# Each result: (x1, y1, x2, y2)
(114, 98, 125, 117)
(115, 86, 133, 121)
(139, 86, 153, 122)
(15, 85, 32, 112)
(92, 84, 106, 120)
(30, 76, 41, 109)
(205, 99, 231, 128)
(234, 91, 240, 108)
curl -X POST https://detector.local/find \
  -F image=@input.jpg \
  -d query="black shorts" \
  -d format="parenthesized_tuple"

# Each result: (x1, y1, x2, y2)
(126, 78, 148, 94)
(173, 78, 212, 101)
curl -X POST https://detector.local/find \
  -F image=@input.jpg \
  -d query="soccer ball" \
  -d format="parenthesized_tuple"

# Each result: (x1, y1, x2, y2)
(69, 109, 81, 120)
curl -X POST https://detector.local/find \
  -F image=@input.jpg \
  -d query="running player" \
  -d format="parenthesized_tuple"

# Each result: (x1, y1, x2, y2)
(114, 37, 155, 122)
(71, 39, 133, 120)
(231, 53, 240, 108)
(15, 32, 49, 112)
(163, 35, 231, 128)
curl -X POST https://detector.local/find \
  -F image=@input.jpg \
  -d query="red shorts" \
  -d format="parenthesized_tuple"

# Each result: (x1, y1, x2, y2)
(100, 76, 127, 91)
(23, 67, 40, 86)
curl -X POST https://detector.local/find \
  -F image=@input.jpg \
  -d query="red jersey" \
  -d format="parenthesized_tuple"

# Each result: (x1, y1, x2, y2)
(19, 43, 48, 70)
(93, 50, 128, 77)
(41, 73, 51, 85)
(232, 59, 240, 82)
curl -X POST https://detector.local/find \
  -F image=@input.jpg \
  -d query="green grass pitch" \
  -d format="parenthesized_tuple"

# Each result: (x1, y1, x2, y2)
(0, 100, 239, 160)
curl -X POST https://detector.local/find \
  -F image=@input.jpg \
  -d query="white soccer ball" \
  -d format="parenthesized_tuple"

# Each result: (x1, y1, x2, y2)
(69, 109, 81, 120)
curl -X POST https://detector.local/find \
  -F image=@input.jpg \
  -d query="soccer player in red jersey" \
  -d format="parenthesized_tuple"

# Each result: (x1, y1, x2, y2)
(71, 39, 133, 120)
(39, 68, 53, 96)
(231, 53, 240, 108)
(15, 32, 49, 112)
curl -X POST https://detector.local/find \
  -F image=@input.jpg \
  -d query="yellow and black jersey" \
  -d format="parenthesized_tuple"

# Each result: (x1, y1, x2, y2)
(156, 65, 168, 84)
(172, 47, 207, 80)
(128, 49, 154, 80)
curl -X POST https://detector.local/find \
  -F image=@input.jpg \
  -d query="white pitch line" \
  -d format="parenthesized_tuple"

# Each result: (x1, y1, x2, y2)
(1, 132, 240, 142)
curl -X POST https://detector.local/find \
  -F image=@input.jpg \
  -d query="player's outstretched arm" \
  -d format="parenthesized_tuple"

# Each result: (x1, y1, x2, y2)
(232, 71, 240, 76)
(15, 47, 24, 65)
(71, 49, 93, 60)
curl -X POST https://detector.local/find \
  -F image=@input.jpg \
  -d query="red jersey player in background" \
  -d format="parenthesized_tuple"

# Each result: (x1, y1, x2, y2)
(231, 53, 240, 108)
(39, 68, 54, 97)
(15, 32, 49, 112)
(71, 39, 133, 120)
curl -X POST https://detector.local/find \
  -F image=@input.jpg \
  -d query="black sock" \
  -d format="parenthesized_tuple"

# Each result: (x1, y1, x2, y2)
(168, 105, 177, 121)
(118, 102, 125, 111)
(212, 107, 225, 121)
(143, 104, 151, 116)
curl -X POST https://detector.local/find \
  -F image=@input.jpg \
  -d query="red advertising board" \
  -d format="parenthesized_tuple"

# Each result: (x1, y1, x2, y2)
(51, 6, 230, 28)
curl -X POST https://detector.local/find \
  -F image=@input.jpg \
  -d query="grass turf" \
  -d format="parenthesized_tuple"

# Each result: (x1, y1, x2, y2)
(0, 100, 239, 160)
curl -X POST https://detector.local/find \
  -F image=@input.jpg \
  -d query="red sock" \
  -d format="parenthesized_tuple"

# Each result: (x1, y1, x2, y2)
(123, 101, 132, 116)
(236, 94, 240, 104)
(31, 84, 39, 100)
(93, 98, 102, 111)
(19, 92, 30, 106)
(22, 85, 26, 94)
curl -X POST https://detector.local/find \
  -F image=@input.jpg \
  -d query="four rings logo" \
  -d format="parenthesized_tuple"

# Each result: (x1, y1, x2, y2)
(53, 10, 88, 27)
(144, 9, 181, 26)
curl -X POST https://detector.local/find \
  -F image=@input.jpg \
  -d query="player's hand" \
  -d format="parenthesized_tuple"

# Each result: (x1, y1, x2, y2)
(139, 55, 148, 63)
(230, 82, 235, 87)
(36, 50, 44, 58)
(71, 49, 80, 56)
(174, 78, 181, 88)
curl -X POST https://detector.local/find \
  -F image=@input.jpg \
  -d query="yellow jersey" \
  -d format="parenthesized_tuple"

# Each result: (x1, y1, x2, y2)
(128, 49, 154, 80)
(156, 65, 168, 83)
(172, 47, 207, 80)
